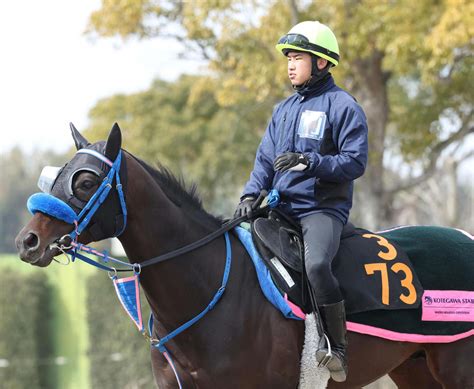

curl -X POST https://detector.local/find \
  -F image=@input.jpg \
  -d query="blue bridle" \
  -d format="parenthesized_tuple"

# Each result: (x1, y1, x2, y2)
(27, 149, 127, 241)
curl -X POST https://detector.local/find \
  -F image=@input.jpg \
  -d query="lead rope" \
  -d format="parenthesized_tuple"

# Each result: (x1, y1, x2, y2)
(148, 232, 232, 388)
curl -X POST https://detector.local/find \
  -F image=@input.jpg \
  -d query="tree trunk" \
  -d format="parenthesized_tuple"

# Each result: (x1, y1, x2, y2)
(352, 50, 391, 230)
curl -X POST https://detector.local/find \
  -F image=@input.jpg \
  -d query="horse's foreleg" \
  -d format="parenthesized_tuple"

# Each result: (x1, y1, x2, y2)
(388, 353, 442, 389)
(424, 337, 474, 389)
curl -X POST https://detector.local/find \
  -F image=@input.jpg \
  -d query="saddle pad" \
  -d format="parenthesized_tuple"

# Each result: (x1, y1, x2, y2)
(346, 226, 474, 340)
(234, 226, 304, 320)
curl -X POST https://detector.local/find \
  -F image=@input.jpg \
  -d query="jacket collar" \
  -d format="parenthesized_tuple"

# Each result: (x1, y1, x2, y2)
(296, 73, 334, 98)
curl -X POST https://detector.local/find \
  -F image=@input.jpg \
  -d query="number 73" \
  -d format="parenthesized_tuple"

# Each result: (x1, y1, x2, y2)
(364, 262, 417, 305)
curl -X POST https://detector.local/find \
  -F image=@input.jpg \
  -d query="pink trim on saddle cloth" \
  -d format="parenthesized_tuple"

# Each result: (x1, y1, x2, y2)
(282, 295, 474, 342)
(284, 294, 306, 320)
(422, 290, 474, 322)
(346, 321, 474, 343)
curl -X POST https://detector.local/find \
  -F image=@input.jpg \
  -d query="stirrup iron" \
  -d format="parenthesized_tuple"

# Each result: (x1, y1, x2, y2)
(316, 334, 333, 367)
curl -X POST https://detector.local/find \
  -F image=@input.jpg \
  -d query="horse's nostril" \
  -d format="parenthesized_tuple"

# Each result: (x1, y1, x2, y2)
(23, 232, 39, 250)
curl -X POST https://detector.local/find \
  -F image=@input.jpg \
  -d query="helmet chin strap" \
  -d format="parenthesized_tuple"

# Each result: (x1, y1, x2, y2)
(293, 55, 332, 92)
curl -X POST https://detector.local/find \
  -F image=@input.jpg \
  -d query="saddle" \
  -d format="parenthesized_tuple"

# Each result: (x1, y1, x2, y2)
(251, 209, 355, 313)
(251, 209, 423, 315)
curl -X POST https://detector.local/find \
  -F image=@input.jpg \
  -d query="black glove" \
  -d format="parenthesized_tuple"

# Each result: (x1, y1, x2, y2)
(234, 196, 256, 218)
(274, 152, 309, 173)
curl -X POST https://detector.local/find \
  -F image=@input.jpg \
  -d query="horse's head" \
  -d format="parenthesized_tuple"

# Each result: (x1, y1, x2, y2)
(15, 123, 126, 267)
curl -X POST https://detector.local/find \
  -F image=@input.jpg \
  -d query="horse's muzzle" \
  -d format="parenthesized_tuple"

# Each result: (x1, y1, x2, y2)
(16, 229, 44, 264)
(15, 228, 60, 267)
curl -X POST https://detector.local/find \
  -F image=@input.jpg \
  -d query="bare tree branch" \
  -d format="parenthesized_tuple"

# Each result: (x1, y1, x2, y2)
(192, 40, 213, 61)
(287, 0, 300, 25)
(458, 149, 474, 163)
(439, 48, 473, 82)
(387, 122, 474, 194)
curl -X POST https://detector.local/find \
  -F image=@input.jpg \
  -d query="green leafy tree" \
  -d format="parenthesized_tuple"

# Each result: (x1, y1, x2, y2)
(84, 76, 270, 213)
(87, 0, 473, 228)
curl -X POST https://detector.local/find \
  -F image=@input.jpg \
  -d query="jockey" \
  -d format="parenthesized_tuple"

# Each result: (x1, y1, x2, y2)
(234, 21, 369, 382)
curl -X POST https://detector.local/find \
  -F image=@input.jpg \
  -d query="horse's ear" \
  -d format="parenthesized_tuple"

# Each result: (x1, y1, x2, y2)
(70, 122, 90, 150)
(105, 122, 122, 161)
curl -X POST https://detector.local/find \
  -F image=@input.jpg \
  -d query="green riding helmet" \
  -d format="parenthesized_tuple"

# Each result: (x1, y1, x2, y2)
(275, 21, 340, 66)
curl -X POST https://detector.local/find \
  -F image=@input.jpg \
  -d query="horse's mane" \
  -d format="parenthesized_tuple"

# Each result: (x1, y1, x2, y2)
(132, 155, 222, 228)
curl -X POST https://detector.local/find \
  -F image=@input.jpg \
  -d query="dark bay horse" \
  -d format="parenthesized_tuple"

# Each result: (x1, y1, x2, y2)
(15, 124, 473, 388)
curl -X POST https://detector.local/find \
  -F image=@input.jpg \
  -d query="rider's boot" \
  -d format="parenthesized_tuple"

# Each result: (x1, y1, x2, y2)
(316, 300, 348, 382)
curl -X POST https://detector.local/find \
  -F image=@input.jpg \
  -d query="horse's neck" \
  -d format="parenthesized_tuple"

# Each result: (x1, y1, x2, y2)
(118, 159, 225, 331)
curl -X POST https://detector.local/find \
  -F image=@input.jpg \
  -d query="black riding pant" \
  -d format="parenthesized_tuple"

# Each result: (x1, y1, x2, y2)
(301, 212, 343, 305)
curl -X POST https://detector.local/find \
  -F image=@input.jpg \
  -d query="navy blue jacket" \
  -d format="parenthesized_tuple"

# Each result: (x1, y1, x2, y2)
(242, 75, 368, 223)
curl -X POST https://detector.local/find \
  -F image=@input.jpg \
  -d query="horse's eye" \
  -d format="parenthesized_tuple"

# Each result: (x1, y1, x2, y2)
(72, 171, 100, 201)
(81, 180, 95, 190)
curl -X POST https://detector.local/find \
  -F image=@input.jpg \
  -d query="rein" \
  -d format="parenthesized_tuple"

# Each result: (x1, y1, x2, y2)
(57, 190, 271, 272)
(54, 211, 251, 273)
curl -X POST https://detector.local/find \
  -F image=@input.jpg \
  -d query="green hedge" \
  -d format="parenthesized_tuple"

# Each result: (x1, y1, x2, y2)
(86, 272, 153, 388)
(0, 269, 55, 389)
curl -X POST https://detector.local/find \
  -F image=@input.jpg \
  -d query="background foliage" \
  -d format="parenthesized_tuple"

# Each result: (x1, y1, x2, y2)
(1, 0, 472, 251)
(85, 0, 473, 229)
(87, 272, 152, 389)
(0, 269, 54, 389)
(0, 149, 69, 253)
